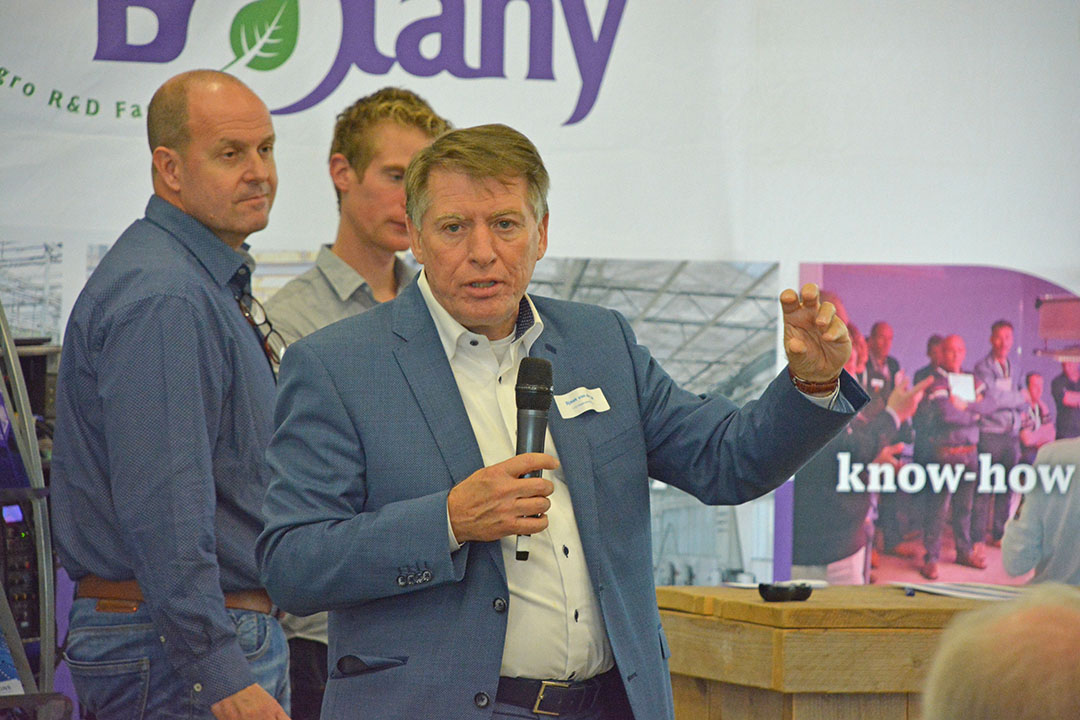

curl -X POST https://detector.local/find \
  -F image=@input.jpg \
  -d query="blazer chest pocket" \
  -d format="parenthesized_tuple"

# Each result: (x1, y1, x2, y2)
(330, 653, 408, 679)
(590, 423, 646, 471)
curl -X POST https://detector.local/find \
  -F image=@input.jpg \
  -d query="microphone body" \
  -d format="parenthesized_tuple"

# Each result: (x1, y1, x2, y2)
(514, 358, 553, 560)
(515, 408, 549, 478)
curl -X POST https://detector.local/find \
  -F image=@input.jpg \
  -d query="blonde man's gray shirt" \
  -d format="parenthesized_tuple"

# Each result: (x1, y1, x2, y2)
(264, 245, 415, 346)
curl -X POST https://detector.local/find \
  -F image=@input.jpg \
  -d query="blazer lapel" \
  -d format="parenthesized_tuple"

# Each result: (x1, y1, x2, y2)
(390, 284, 484, 486)
(389, 284, 507, 581)
(530, 329, 604, 558)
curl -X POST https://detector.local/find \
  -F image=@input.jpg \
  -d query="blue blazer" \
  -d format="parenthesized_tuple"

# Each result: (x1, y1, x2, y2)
(258, 281, 865, 719)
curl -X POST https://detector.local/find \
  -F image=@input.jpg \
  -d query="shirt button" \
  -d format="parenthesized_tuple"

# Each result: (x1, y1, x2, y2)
(159, 636, 166, 644)
(470, 339, 479, 347)
(493, 597, 507, 613)
(563, 545, 570, 557)
(474, 692, 491, 708)
(193, 683, 203, 693)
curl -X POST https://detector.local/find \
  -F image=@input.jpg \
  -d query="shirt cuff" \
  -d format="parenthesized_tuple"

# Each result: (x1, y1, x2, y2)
(447, 500, 462, 553)
(800, 385, 841, 410)
(178, 636, 256, 708)
(799, 382, 859, 413)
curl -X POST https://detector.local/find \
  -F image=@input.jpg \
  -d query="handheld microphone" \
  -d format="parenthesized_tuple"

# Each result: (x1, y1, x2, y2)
(514, 357, 553, 561)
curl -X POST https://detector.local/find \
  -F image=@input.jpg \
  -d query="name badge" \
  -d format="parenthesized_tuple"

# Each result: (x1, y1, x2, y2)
(555, 387, 610, 419)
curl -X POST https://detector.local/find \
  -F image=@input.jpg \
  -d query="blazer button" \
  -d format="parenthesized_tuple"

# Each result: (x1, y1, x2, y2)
(420, 570, 432, 582)
(406, 573, 416, 585)
(492, 597, 507, 613)
(396, 575, 407, 587)
(474, 692, 491, 708)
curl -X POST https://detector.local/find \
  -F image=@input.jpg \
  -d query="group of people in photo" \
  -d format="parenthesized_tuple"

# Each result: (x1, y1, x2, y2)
(794, 298, 1080, 585)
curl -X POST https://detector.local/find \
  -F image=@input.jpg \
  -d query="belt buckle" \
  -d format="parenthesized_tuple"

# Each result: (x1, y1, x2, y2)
(533, 680, 571, 716)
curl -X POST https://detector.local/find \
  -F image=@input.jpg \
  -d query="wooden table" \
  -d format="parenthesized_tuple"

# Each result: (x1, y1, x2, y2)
(657, 585, 985, 720)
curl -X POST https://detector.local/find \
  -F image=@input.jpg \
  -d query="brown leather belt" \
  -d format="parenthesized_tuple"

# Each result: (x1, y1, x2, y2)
(77, 575, 273, 614)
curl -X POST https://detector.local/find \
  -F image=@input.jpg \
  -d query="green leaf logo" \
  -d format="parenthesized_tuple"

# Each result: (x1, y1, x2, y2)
(222, 0, 299, 72)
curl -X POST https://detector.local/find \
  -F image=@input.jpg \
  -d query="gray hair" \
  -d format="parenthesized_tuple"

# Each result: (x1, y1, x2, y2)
(405, 123, 549, 228)
(921, 583, 1080, 720)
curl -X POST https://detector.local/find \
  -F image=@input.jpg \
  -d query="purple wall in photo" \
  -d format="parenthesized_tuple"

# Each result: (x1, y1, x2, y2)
(815, 264, 1073, 384)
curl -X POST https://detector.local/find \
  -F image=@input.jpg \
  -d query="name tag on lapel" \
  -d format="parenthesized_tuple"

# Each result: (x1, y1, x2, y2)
(554, 387, 610, 419)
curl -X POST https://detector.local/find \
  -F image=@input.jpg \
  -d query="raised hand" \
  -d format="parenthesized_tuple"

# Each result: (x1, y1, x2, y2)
(780, 283, 851, 383)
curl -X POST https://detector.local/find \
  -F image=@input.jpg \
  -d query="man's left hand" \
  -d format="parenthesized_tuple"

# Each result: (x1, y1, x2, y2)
(780, 283, 851, 382)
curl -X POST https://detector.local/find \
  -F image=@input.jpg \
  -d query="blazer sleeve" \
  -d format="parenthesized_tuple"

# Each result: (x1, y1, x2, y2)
(257, 341, 469, 616)
(614, 311, 869, 505)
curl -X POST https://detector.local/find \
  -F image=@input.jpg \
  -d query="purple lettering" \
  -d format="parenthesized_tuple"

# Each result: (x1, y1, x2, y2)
(94, 0, 196, 63)
(273, 0, 393, 115)
(397, 0, 479, 78)
(481, 0, 554, 80)
(560, 0, 626, 125)
(272, 0, 621, 124)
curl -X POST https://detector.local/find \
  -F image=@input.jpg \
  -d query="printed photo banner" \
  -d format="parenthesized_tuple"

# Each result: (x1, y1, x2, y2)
(784, 263, 1079, 586)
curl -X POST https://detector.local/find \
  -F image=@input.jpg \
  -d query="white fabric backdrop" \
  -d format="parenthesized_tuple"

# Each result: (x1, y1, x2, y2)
(4, 0, 1080, 603)
(2, 0, 1078, 327)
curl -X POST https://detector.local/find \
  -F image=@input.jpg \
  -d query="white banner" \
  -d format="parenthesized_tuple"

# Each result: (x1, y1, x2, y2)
(2, 0, 1079, 321)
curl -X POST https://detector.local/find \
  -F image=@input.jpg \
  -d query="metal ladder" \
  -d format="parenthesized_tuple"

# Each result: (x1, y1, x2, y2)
(0, 297, 56, 695)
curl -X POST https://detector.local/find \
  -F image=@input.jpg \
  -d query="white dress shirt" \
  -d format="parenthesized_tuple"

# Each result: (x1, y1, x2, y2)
(417, 272, 614, 681)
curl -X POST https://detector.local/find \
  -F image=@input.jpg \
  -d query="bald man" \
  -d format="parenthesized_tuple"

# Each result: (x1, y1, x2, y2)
(52, 71, 290, 719)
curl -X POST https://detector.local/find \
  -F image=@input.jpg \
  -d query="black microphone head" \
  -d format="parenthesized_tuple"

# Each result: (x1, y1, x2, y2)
(516, 357, 553, 410)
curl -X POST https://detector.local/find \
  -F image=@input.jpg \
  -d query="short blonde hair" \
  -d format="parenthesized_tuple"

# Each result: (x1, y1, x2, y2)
(330, 87, 449, 205)
(405, 124, 549, 228)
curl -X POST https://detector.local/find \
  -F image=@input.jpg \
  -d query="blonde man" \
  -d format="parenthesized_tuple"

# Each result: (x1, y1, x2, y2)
(265, 87, 450, 344)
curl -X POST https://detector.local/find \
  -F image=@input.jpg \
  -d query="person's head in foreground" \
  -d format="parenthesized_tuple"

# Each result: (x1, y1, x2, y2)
(921, 582, 1080, 720)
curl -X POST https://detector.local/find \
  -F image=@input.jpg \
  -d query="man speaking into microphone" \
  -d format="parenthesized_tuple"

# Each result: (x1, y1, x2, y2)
(258, 124, 868, 720)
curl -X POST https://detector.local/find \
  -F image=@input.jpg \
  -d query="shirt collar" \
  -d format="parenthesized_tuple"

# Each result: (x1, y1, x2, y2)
(145, 195, 251, 290)
(317, 246, 416, 303)
(416, 270, 543, 362)
(233, 246, 258, 293)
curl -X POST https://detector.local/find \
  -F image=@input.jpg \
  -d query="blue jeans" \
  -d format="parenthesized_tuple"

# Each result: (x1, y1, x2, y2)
(63, 598, 289, 719)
